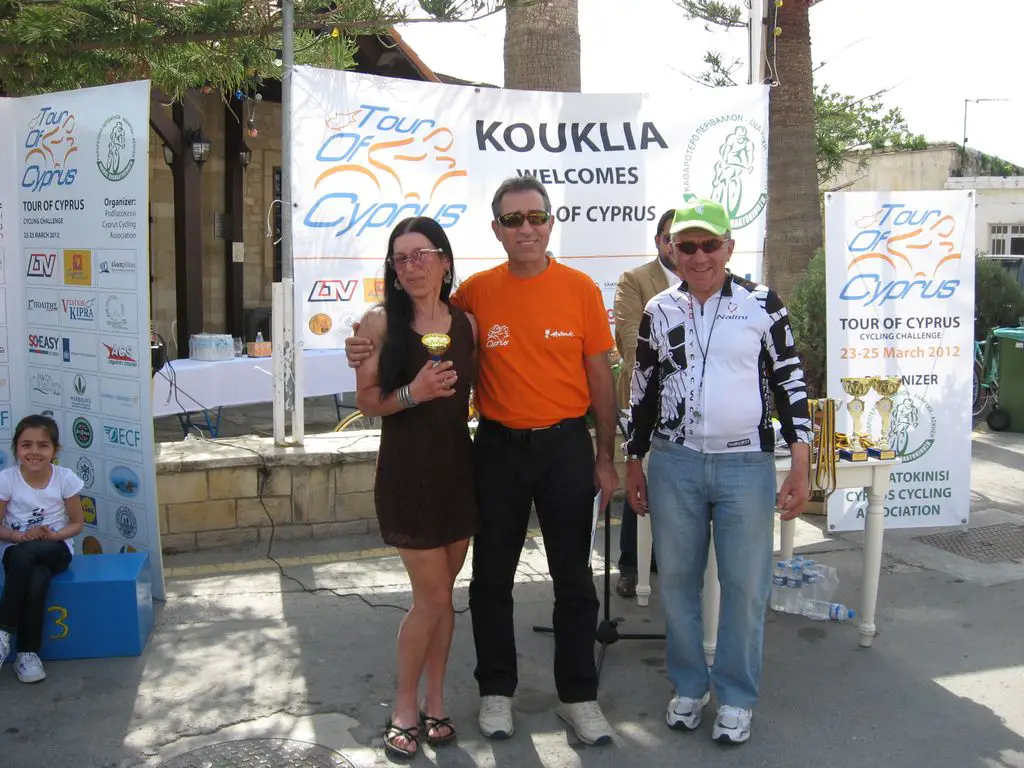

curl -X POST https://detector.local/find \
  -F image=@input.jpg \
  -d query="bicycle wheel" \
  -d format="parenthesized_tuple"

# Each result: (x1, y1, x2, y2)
(334, 410, 382, 432)
(972, 359, 989, 417)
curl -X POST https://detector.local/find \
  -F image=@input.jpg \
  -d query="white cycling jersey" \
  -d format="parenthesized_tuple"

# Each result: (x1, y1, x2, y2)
(624, 273, 812, 457)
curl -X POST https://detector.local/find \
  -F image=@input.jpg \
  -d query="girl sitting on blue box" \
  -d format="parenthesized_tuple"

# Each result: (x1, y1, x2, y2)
(0, 414, 85, 683)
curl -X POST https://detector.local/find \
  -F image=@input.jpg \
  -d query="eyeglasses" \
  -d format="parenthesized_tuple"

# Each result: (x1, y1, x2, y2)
(390, 248, 443, 267)
(496, 210, 551, 228)
(671, 239, 725, 256)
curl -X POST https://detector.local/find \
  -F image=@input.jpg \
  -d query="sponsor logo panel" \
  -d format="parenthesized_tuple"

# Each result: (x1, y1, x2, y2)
(97, 337, 139, 376)
(61, 293, 97, 329)
(99, 292, 137, 333)
(63, 370, 98, 412)
(29, 367, 63, 406)
(101, 418, 143, 458)
(61, 331, 99, 371)
(26, 289, 60, 327)
(99, 376, 141, 417)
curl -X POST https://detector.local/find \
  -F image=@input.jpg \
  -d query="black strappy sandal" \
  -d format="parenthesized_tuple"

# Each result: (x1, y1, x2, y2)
(419, 711, 457, 747)
(384, 717, 419, 760)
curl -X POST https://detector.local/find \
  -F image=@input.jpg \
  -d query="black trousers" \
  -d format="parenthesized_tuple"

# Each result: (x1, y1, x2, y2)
(0, 540, 71, 653)
(469, 416, 600, 703)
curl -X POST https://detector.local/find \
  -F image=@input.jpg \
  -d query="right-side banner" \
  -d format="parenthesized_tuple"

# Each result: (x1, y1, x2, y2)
(825, 191, 975, 531)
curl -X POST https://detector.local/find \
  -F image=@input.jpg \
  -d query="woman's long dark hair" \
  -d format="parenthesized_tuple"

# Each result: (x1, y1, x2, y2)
(378, 217, 455, 394)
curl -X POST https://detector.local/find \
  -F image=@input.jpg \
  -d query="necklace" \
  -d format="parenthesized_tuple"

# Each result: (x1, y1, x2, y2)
(688, 291, 725, 424)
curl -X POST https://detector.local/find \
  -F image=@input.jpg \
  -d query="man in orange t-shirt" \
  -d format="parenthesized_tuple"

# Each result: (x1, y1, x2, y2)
(346, 176, 619, 746)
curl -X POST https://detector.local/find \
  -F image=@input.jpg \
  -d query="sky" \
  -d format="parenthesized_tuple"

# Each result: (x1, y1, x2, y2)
(398, 0, 1024, 166)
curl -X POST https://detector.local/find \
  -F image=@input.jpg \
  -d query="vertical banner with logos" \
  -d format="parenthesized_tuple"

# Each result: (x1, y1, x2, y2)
(825, 191, 975, 531)
(290, 67, 770, 389)
(0, 100, 13, 465)
(3, 81, 163, 597)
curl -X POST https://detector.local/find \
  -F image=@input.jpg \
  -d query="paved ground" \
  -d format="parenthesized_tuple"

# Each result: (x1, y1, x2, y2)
(4, 428, 1023, 767)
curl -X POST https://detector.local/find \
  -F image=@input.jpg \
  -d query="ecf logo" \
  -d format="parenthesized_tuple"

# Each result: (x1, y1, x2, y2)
(105, 425, 141, 449)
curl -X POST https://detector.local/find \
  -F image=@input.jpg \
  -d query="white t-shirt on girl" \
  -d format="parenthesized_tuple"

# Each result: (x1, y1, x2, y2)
(0, 465, 84, 557)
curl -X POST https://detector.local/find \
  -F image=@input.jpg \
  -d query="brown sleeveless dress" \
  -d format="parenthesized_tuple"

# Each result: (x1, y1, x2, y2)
(374, 306, 479, 549)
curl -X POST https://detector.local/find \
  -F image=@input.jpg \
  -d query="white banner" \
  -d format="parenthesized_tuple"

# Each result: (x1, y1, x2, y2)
(825, 191, 975, 531)
(0, 82, 163, 597)
(291, 67, 770, 388)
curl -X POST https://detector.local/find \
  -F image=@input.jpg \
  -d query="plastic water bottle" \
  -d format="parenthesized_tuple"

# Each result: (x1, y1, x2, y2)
(800, 562, 820, 616)
(770, 561, 788, 612)
(784, 561, 803, 614)
(256, 331, 264, 343)
(803, 600, 856, 622)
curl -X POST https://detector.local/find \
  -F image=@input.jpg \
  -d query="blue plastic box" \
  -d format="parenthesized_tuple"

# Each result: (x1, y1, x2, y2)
(0, 551, 154, 660)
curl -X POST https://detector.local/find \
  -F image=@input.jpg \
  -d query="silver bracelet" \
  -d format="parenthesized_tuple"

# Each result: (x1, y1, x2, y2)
(398, 384, 418, 409)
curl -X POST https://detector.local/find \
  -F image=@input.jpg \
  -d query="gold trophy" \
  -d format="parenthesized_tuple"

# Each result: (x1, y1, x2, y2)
(839, 377, 873, 461)
(867, 376, 901, 460)
(421, 333, 451, 366)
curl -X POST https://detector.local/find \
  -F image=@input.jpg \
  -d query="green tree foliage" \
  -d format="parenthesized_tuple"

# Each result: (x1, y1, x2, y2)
(975, 255, 1024, 340)
(815, 86, 926, 186)
(786, 247, 826, 396)
(0, 0, 519, 101)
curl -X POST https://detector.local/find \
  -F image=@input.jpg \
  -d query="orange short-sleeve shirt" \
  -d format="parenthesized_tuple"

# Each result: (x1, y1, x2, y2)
(452, 260, 614, 429)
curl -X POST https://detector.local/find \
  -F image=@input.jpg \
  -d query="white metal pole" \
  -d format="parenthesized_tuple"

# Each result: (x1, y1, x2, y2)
(273, 0, 301, 445)
(749, 0, 766, 85)
(272, 282, 286, 443)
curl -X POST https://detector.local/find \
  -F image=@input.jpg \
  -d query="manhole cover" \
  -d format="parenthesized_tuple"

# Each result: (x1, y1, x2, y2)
(160, 738, 355, 768)
(914, 522, 1024, 564)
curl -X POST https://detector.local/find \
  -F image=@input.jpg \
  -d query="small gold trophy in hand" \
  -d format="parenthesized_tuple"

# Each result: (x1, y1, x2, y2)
(868, 375, 901, 460)
(839, 377, 872, 462)
(421, 333, 451, 366)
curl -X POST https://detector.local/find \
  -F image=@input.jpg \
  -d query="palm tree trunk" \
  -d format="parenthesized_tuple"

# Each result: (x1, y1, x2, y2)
(504, 0, 580, 91)
(763, 0, 822, 301)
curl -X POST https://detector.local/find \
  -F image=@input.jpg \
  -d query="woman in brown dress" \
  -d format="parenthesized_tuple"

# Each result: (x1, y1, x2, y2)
(354, 216, 478, 759)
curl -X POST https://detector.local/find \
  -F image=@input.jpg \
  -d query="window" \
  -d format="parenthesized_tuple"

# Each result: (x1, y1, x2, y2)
(990, 224, 1024, 256)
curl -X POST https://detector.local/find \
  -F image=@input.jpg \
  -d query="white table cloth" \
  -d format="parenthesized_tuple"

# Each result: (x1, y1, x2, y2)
(152, 350, 349, 418)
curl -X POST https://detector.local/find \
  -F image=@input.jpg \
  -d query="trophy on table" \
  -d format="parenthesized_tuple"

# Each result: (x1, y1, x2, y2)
(838, 377, 873, 462)
(867, 375, 901, 460)
(421, 333, 451, 366)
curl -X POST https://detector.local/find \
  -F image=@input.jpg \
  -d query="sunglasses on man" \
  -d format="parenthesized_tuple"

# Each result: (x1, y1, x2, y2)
(671, 239, 726, 256)
(496, 210, 552, 228)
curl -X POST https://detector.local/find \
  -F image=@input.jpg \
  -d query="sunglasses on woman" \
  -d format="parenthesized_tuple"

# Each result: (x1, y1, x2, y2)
(390, 248, 443, 267)
(496, 210, 552, 228)
(671, 239, 725, 256)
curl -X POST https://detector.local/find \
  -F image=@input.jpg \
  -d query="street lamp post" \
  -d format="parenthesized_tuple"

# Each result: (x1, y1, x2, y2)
(963, 98, 1010, 154)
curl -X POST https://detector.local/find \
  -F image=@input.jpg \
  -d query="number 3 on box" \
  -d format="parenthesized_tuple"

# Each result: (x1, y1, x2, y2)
(48, 605, 69, 640)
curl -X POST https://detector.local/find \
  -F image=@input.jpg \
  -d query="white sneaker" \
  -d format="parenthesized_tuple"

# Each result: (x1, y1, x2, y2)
(15, 652, 46, 683)
(666, 692, 710, 730)
(478, 695, 514, 739)
(556, 700, 614, 746)
(0, 630, 10, 670)
(712, 705, 752, 744)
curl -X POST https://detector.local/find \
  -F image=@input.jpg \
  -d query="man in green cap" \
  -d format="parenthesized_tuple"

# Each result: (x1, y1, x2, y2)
(622, 198, 811, 744)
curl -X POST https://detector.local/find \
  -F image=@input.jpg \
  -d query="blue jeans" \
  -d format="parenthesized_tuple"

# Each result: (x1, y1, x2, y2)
(647, 438, 776, 710)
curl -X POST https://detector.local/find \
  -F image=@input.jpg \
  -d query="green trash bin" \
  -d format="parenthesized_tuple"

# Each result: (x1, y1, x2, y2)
(989, 327, 1024, 432)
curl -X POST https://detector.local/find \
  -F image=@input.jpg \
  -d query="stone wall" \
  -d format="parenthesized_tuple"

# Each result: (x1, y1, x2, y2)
(155, 432, 627, 553)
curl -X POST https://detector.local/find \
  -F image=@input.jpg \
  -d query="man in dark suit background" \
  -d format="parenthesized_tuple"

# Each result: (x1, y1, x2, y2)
(612, 208, 676, 597)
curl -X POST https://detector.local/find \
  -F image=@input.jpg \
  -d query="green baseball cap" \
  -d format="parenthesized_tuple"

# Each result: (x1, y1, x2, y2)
(669, 198, 731, 236)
